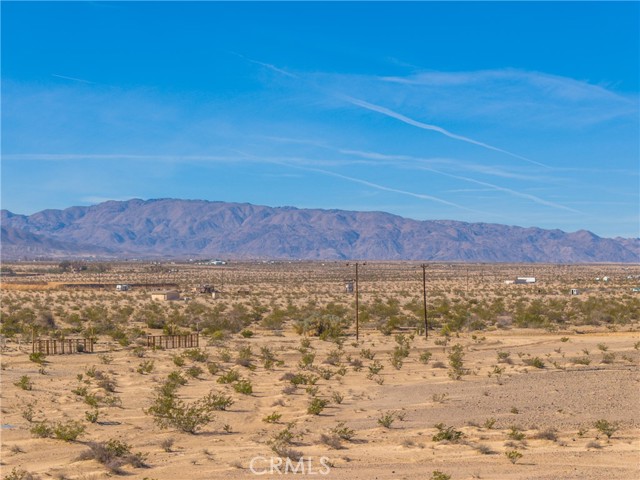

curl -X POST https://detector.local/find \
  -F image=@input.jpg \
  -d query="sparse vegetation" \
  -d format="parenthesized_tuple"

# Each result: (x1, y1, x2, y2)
(2, 261, 638, 478)
(432, 423, 464, 442)
(505, 449, 523, 464)
(594, 419, 619, 440)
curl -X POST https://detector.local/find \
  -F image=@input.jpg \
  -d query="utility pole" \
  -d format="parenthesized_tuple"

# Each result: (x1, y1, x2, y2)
(347, 262, 364, 341)
(422, 264, 428, 339)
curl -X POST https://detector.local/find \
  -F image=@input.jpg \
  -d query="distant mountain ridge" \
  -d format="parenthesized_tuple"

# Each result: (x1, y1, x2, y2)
(1, 198, 638, 262)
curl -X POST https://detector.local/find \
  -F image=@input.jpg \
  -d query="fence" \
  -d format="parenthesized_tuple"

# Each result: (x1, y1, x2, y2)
(32, 338, 94, 354)
(146, 333, 199, 349)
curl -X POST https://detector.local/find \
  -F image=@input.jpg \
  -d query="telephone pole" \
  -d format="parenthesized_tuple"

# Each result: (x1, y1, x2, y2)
(421, 264, 428, 339)
(348, 262, 364, 341)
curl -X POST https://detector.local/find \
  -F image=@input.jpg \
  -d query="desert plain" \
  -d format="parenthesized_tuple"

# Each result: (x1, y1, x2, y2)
(0, 261, 639, 480)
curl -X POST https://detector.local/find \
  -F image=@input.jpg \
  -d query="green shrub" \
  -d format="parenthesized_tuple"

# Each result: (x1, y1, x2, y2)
(21, 402, 36, 422)
(30, 422, 53, 438)
(263, 412, 282, 424)
(331, 422, 355, 440)
(431, 471, 451, 480)
(186, 365, 204, 378)
(507, 426, 525, 441)
(447, 344, 466, 380)
(233, 379, 253, 395)
(360, 348, 375, 360)
(85, 409, 100, 423)
(14, 375, 33, 391)
(52, 420, 86, 441)
(172, 355, 186, 367)
(523, 357, 545, 369)
(217, 369, 241, 384)
(28, 352, 46, 365)
(571, 356, 591, 365)
(505, 449, 523, 464)
(137, 360, 155, 374)
(146, 393, 215, 434)
(299, 351, 316, 369)
(432, 423, 463, 442)
(483, 417, 496, 429)
(204, 392, 234, 411)
(377, 412, 396, 429)
(307, 397, 329, 415)
(368, 360, 384, 375)
(419, 351, 433, 364)
(594, 419, 618, 439)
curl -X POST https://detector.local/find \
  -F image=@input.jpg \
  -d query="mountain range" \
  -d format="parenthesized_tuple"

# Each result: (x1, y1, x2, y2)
(1, 198, 638, 262)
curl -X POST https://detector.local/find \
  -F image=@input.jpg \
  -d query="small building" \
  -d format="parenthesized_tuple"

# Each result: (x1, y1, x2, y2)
(515, 277, 536, 284)
(345, 280, 354, 293)
(570, 288, 580, 295)
(116, 284, 130, 291)
(504, 280, 515, 285)
(151, 290, 180, 301)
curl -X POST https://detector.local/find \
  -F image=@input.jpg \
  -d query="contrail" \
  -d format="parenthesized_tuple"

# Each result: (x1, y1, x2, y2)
(52, 74, 95, 84)
(228, 52, 299, 79)
(341, 95, 550, 168)
(301, 166, 491, 215)
(232, 55, 548, 168)
(421, 166, 581, 214)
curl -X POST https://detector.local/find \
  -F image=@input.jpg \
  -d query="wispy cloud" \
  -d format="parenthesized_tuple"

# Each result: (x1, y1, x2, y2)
(379, 68, 638, 124)
(229, 51, 299, 79)
(296, 166, 489, 214)
(52, 74, 96, 84)
(1, 153, 239, 163)
(340, 95, 550, 168)
(337, 148, 550, 182)
(420, 167, 581, 214)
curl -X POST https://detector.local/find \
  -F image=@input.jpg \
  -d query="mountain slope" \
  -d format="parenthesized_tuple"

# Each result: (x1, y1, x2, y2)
(1, 198, 638, 262)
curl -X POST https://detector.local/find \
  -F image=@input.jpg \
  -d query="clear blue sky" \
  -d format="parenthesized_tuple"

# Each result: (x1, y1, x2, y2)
(2, 1, 639, 238)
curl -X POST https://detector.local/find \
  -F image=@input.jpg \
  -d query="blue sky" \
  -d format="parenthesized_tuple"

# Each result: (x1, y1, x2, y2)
(2, 1, 638, 238)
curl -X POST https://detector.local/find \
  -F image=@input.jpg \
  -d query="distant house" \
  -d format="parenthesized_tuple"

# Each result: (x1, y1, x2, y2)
(570, 288, 580, 295)
(116, 284, 130, 291)
(515, 277, 536, 284)
(345, 281, 354, 293)
(151, 290, 180, 301)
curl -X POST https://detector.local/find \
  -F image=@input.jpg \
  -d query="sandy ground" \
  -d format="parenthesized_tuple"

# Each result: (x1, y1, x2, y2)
(1, 327, 638, 480)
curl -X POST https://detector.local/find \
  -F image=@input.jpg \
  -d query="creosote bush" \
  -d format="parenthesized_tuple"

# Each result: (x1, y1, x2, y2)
(447, 344, 466, 380)
(307, 397, 329, 415)
(30, 420, 85, 442)
(432, 423, 464, 442)
(15, 375, 33, 391)
(594, 419, 618, 439)
(505, 449, 523, 464)
(377, 411, 396, 429)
